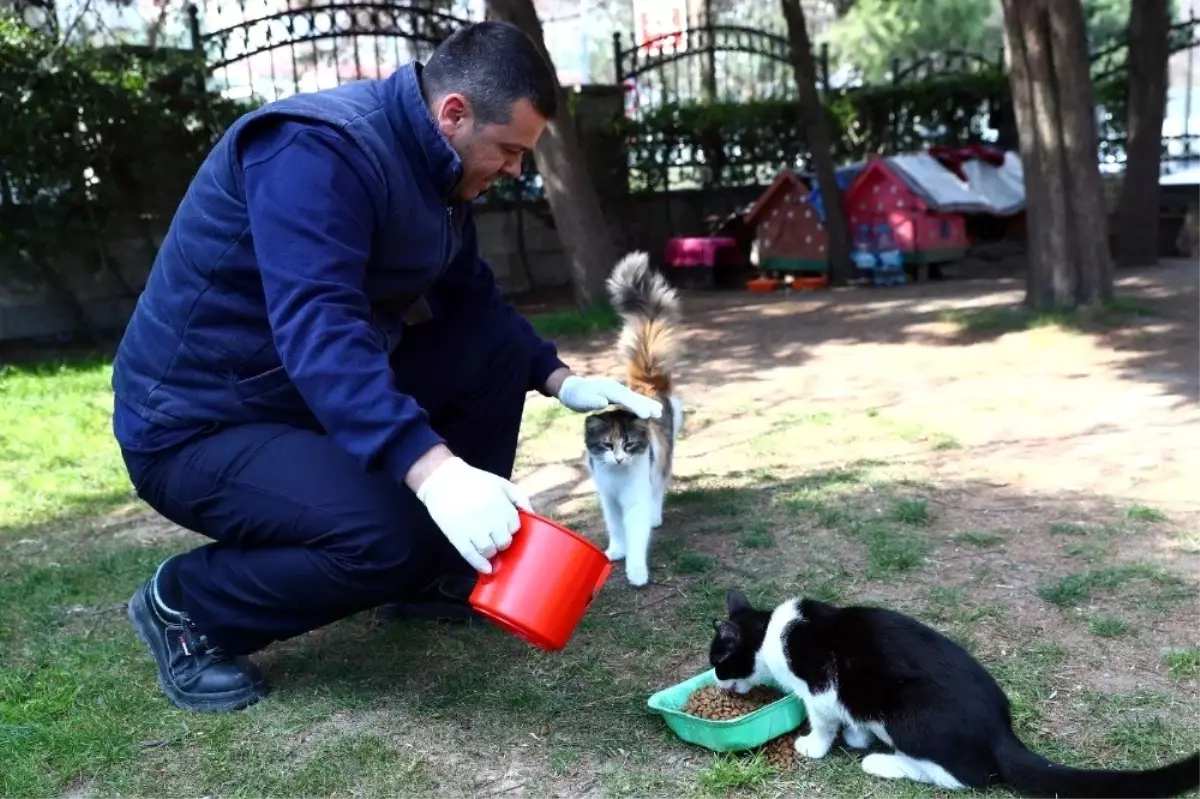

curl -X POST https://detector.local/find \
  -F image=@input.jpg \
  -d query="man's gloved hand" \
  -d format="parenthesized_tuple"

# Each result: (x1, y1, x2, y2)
(415, 456, 533, 574)
(556, 374, 663, 419)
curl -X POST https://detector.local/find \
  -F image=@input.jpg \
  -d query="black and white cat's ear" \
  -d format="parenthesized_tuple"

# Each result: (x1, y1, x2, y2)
(725, 589, 751, 616)
(713, 619, 740, 644)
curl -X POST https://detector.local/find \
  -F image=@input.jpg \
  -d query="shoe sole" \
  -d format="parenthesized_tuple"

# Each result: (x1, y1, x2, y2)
(127, 587, 270, 713)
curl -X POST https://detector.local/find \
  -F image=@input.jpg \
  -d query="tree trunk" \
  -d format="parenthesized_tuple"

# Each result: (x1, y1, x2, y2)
(780, 0, 852, 286)
(1114, 0, 1170, 268)
(485, 0, 618, 307)
(1000, 0, 1113, 310)
(1048, 0, 1114, 304)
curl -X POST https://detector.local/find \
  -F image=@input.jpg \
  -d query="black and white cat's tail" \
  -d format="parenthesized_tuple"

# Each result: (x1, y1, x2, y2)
(995, 732, 1199, 798)
(606, 251, 681, 397)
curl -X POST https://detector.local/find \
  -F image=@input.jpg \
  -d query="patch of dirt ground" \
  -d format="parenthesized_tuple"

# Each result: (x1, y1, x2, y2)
(523, 259, 1198, 512)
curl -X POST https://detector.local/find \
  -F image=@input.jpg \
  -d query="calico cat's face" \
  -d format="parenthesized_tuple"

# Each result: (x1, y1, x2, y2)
(585, 410, 651, 467)
(709, 589, 772, 694)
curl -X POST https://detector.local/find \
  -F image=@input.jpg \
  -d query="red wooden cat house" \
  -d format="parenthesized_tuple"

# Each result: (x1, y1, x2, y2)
(843, 156, 969, 268)
(743, 170, 830, 289)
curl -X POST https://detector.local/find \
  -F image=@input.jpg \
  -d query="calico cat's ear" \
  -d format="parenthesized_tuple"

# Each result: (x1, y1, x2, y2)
(584, 414, 610, 436)
(725, 589, 751, 616)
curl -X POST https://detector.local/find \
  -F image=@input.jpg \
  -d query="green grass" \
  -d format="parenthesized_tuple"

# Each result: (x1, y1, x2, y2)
(955, 530, 1005, 548)
(4, 346, 1199, 798)
(1124, 504, 1167, 523)
(1036, 563, 1194, 610)
(890, 497, 930, 526)
(672, 485, 747, 517)
(697, 752, 777, 794)
(0, 356, 134, 534)
(739, 521, 775, 549)
(931, 433, 963, 451)
(527, 304, 621, 337)
(918, 587, 1002, 641)
(802, 579, 846, 604)
(277, 735, 436, 795)
(940, 298, 1154, 336)
(0, 528, 724, 797)
(1089, 615, 1130, 638)
(775, 470, 930, 580)
(1064, 540, 1112, 563)
(1048, 522, 1091, 536)
(862, 523, 928, 577)
(673, 551, 716, 574)
(1164, 648, 1200, 680)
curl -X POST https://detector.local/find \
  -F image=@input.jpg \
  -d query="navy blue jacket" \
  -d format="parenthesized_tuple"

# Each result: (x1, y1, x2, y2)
(111, 61, 567, 484)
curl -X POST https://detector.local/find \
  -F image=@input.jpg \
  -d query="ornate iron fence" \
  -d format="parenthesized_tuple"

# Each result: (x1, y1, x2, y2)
(885, 48, 1013, 158)
(1090, 12, 1200, 173)
(184, 0, 572, 210)
(186, 0, 471, 104)
(183, 4, 1198, 199)
(612, 22, 824, 121)
(618, 12, 1200, 193)
(890, 49, 1005, 85)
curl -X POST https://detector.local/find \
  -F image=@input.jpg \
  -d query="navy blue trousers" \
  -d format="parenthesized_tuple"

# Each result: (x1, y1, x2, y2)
(121, 309, 531, 655)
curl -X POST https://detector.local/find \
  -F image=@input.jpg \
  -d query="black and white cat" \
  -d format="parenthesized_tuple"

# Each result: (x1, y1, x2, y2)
(709, 589, 1199, 798)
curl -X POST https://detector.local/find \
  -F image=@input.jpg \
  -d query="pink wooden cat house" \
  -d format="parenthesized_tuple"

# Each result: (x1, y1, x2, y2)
(843, 156, 969, 268)
(743, 169, 830, 286)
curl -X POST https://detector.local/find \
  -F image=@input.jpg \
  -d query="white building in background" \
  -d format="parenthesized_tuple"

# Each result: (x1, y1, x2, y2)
(1163, 0, 1200, 171)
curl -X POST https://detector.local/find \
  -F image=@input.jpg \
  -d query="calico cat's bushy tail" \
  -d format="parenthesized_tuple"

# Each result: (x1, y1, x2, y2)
(607, 251, 681, 397)
(995, 732, 1199, 798)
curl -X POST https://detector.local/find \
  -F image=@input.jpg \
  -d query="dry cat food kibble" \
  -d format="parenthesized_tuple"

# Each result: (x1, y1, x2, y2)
(681, 684, 786, 720)
(681, 685, 800, 770)
(757, 732, 799, 770)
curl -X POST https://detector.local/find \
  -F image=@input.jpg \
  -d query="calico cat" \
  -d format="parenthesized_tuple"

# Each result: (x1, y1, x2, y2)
(584, 252, 684, 588)
(709, 589, 1200, 798)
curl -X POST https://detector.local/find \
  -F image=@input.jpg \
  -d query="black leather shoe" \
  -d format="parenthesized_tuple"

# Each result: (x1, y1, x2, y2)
(381, 573, 482, 624)
(126, 576, 269, 712)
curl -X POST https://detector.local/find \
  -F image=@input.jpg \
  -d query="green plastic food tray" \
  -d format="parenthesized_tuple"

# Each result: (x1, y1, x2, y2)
(646, 668, 807, 752)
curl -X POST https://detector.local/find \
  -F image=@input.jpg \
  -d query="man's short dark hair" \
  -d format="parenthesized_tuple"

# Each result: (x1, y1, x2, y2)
(422, 21, 558, 125)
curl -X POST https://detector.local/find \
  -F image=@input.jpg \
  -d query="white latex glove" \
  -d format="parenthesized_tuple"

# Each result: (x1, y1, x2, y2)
(415, 456, 533, 574)
(556, 374, 663, 419)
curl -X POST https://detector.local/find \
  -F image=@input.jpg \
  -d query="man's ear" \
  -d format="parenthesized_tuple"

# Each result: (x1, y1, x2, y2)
(434, 92, 472, 136)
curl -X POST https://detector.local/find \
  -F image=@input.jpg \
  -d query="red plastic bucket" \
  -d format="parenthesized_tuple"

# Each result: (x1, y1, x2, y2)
(469, 509, 613, 651)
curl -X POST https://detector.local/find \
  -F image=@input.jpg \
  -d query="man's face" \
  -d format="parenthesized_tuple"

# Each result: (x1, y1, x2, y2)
(432, 94, 547, 201)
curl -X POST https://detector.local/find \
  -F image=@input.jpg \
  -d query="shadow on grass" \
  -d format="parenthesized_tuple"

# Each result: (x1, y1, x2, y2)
(938, 296, 1158, 337)
(0, 338, 117, 369)
(0, 490, 143, 542)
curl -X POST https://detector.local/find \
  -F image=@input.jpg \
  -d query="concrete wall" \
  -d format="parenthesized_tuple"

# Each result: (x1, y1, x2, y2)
(0, 184, 765, 343)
